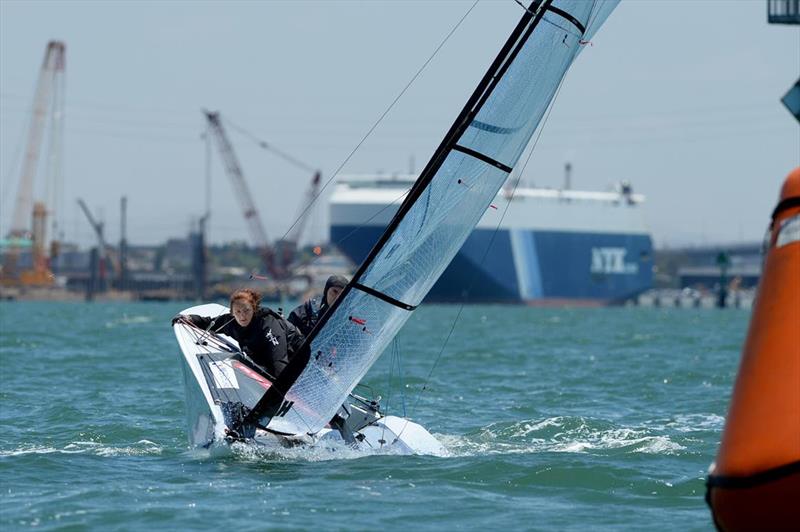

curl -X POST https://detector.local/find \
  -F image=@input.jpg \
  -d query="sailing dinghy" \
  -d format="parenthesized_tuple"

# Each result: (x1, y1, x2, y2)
(174, 302, 444, 453)
(173, 0, 619, 454)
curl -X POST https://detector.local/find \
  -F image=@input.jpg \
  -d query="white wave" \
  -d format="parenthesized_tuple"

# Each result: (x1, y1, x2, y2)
(435, 418, 686, 457)
(657, 413, 725, 433)
(513, 417, 565, 437)
(1, 440, 163, 458)
(637, 436, 685, 454)
(0, 445, 60, 457)
(95, 440, 163, 457)
(550, 430, 685, 454)
(104, 315, 153, 328)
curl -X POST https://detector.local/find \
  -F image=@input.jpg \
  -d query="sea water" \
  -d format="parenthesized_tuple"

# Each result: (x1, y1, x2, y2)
(0, 301, 747, 530)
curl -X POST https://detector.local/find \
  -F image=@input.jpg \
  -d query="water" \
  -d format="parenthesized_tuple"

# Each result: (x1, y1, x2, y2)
(0, 302, 747, 530)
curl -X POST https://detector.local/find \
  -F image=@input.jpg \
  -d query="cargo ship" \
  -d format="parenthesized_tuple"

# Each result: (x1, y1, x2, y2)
(330, 173, 653, 305)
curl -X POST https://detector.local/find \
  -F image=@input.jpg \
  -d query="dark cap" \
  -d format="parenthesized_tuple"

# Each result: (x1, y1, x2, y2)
(325, 275, 349, 293)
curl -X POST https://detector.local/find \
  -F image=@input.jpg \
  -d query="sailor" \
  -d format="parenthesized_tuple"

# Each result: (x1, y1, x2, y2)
(288, 274, 348, 336)
(174, 288, 304, 379)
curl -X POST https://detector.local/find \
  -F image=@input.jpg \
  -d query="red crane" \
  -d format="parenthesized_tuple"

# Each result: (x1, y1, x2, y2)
(76, 198, 119, 290)
(203, 110, 279, 278)
(275, 170, 322, 270)
(203, 110, 322, 280)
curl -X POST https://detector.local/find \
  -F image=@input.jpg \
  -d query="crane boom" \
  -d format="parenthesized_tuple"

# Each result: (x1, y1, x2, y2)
(203, 110, 278, 277)
(285, 171, 321, 246)
(273, 170, 322, 272)
(76, 199, 117, 280)
(9, 41, 65, 240)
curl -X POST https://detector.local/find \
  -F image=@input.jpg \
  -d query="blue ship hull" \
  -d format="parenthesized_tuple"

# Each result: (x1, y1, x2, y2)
(331, 225, 653, 304)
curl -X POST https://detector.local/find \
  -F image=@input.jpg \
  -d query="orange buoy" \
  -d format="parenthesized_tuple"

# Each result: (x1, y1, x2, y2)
(706, 167, 800, 530)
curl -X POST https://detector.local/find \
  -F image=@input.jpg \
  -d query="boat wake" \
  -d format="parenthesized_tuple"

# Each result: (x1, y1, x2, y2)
(195, 433, 451, 463)
(178, 413, 711, 463)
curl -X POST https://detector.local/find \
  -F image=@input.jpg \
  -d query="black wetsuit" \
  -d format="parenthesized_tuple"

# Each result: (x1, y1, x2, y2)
(287, 275, 347, 337)
(187, 308, 304, 379)
(287, 297, 326, 337)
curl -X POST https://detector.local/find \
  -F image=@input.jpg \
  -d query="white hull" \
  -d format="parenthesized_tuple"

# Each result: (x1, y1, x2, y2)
(174, 303, 444, 456)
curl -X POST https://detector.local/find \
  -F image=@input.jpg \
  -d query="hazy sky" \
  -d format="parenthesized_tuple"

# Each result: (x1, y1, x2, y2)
(1, 0, 798, 250)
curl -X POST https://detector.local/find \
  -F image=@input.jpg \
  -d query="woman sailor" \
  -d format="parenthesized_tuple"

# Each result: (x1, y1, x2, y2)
(174, 288, 304, 379)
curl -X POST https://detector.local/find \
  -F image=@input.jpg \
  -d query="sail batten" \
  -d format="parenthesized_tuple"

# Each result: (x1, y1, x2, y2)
(452, 145, 513, 173)
(547, 5, 587, 33)
(253, 0, 620, 435)
(352, 282, 417, 311)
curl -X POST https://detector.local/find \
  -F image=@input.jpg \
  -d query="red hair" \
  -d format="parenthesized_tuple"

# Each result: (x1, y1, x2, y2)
(230, 288, 261, 311)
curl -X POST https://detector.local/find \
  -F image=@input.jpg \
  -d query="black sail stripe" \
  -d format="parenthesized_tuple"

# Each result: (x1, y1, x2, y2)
(546, 5, 586, 34)
(452, 144, 513, 173)
(352, 283, 417, 311)
(469, 119, 521, 135)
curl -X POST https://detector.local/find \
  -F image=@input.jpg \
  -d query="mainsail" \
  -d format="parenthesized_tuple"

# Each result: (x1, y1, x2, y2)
(251, 0, 620, 435)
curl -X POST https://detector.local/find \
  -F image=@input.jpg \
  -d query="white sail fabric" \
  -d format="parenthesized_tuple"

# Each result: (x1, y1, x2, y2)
(268, 0, 620, 435)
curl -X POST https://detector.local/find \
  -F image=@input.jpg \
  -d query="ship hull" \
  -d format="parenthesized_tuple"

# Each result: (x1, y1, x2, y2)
(331, 225, 652, 305)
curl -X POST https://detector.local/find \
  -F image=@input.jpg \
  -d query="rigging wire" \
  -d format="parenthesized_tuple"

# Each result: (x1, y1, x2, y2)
(182, 323, 240, 409)
(395, 337, 408, 418)
(379, 337, 408, 448)
(222, 117, 318, 174)
(380, 338, 399, 447)
(273, 0, 482, 247)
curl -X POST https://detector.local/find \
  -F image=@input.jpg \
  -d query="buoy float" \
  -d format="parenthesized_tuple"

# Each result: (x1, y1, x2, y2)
(706, 167, 800, 530)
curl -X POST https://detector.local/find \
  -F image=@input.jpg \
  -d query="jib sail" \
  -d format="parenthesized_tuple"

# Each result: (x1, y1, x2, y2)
(254, 0, 620, 435)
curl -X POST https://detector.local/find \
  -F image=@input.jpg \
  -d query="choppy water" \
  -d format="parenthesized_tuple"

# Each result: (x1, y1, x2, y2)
(0, 302, 747, 530)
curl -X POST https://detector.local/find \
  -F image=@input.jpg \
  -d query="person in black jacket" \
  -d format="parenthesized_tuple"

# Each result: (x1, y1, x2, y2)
(177, 288, 304, 379)
(288, 274, 348, 336)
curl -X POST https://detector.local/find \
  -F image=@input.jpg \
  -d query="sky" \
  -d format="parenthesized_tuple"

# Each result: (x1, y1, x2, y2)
(1, 0, 798, 250)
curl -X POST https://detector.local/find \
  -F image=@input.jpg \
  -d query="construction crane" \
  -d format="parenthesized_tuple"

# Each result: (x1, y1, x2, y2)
(286, 170, 321, 247)
(204, 110, 325, 283)
(1, 41, 66, 287)
(203, 110, 279, 278)
(275, 170, 322, 268)
(77, 199, 117, 291)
